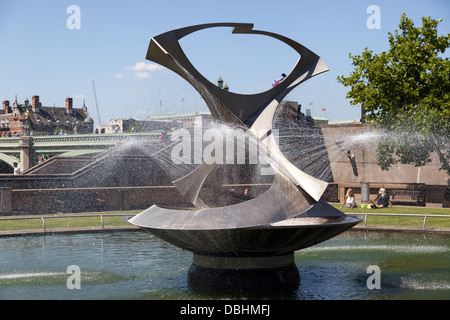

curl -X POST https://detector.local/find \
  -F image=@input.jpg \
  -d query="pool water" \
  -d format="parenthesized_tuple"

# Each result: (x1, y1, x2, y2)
(0, 230, 448, 300)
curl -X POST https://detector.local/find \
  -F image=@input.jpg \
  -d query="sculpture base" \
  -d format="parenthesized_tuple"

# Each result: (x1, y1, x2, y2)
(187, 253, 300, 290)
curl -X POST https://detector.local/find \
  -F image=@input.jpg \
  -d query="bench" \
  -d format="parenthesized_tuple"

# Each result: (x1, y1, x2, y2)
(391, 189, 426, 206)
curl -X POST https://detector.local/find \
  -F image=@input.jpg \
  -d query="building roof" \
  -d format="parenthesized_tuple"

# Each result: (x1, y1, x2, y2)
(1, 96, 94, 134)
(28, 106, 91, 127)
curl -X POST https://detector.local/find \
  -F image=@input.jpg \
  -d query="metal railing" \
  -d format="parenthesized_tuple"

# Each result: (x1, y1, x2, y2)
(1, 212, 449, 233)
(0, 132, 162, 151)
(354, 213, 450, 230)
(0, 214, 136, 233)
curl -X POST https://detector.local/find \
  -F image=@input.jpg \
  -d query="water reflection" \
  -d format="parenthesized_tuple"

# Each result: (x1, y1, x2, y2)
(0, 230, 448, 300)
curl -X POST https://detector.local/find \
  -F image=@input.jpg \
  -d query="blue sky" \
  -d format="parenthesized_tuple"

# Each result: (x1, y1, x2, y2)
(0, 0, 448, 125)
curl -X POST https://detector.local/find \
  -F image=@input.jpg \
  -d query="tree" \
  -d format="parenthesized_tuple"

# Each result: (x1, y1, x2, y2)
(337, 14, 450, 175)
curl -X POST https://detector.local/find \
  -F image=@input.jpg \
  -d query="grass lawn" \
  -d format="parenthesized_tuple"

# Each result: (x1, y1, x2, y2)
(0, 210, 140, 232)
(0, 206, 449, 232)
(331, 203, 450, 228)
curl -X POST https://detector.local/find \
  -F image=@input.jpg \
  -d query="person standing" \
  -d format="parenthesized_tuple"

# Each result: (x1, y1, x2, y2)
(13, 162, 20, 175)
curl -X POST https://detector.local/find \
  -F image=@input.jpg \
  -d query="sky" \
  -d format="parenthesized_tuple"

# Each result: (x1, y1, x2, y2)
(0, 0, 449, 126)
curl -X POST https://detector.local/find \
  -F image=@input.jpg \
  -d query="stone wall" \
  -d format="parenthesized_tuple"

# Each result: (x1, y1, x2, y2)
(319, 123, 449, 206)
(1, 184, 274, 216)
(320, 123, 449, 187)
(4, 186, 190, 215)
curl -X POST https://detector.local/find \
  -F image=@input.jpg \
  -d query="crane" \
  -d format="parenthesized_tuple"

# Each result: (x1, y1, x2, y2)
(92, 80, 102, 125)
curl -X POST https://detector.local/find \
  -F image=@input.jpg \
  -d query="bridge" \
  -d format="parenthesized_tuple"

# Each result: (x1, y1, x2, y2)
(0, 132, 162, 172)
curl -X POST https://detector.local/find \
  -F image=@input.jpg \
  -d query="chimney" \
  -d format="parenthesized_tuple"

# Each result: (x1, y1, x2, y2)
(65, 97, 73, 114)
(32, 95, 41, 112)
(3, 100, 11, 114)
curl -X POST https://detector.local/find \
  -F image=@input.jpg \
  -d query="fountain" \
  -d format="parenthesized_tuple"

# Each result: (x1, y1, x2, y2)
(128, 23, 362, 290)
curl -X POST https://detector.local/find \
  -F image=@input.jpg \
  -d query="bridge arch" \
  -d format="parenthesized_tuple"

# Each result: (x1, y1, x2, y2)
(0, 153, 18, 173)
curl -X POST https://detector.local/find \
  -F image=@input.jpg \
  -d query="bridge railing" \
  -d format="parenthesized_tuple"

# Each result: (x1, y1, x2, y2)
(0, 137, 21, 147)
(0, 132, 163, 146)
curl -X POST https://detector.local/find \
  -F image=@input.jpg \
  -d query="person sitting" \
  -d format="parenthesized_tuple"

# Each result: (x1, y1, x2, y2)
(341, 188, 356, 208)
(373, 188, 393, 208)
(272, 73, 287, 87)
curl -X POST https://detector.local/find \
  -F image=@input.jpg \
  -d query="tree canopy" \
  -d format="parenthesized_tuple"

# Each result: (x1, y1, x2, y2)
(337, 14, 450, 175)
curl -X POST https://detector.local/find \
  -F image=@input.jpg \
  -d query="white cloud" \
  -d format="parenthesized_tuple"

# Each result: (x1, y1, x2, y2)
(125, 62, 163, 72)
(119, 62, 164, 79)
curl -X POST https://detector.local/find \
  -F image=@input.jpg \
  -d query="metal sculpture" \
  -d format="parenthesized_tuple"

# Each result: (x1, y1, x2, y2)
(129, 23, 361, 289)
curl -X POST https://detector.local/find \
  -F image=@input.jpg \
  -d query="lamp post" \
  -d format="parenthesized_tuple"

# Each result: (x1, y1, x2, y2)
(360, 101, 366, 123)
(355, 80, 366, 124)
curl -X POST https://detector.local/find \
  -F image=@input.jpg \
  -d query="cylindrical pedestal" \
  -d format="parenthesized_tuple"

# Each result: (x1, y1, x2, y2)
(361, 182, 370, 203)
(188, 253, 300, 290)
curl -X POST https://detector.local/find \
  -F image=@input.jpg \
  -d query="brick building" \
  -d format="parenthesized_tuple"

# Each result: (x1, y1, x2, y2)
(1, 95, 94, 137)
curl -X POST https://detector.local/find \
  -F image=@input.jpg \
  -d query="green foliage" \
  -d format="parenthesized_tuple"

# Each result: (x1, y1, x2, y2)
(337, 14, 450, 174)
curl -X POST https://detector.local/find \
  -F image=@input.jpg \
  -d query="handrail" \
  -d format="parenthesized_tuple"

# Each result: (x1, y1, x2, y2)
(0, 214, 135, 232)
(1, 212, 449, 233)
(353, 212, 450, 230)
(0, 132, 162, 148)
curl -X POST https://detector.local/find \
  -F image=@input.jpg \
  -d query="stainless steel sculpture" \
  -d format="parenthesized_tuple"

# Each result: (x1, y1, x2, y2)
(129, 23, 362, 289)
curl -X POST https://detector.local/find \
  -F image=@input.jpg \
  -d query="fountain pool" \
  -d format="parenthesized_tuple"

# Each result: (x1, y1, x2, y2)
(0, 230, 448, 300)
